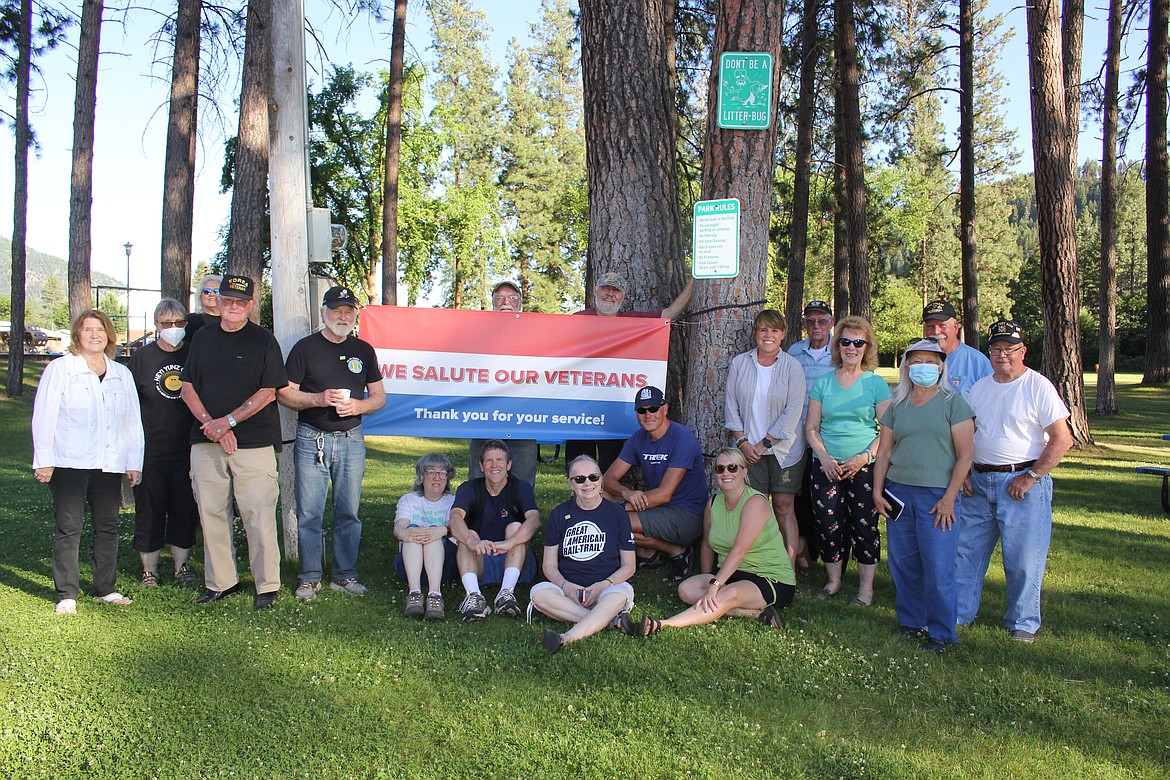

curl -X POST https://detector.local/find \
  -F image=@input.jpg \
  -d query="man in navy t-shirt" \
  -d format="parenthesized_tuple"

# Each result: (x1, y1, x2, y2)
(601, 386, 708, 582)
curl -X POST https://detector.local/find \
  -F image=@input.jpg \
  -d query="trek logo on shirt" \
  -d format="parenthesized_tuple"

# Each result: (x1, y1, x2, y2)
(562, 521, 606, 561)
(642, 454, 670, 462)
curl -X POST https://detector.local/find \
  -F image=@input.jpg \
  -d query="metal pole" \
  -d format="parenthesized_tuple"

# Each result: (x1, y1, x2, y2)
(123, 241, 133, 343)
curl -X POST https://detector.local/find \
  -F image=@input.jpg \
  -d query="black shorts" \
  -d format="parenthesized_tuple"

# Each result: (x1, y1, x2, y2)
(727, 570, 795, 609)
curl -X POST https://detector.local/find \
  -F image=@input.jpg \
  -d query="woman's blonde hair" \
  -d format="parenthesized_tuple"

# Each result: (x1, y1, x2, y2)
(68, 309, 118, 358)
(830, 315, 879, 371)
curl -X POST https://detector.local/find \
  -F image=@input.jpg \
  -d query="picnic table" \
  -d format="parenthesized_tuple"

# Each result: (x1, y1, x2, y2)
(1135, 435, 1170, 514)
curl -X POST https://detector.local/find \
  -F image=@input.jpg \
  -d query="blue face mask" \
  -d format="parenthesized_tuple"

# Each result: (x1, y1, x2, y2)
(908, 363, 941, 388)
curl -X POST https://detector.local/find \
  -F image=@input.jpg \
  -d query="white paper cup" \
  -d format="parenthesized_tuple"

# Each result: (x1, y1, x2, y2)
(336, 388, 352, 401)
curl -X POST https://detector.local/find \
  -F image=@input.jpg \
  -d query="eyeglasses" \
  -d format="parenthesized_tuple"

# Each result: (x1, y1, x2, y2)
(157, 319, 187, 328)
(201, 288, 219, 295)
(424, 469, 448, 478)
(988, 344, 1024, 356)
(714, 463, 742, 474)
(494, 294, 520, 303)
(635, 405, 662, 415)
(839, 338, 868, 348)
(219, 297, 249, 308)
(570, 473, 602, 484)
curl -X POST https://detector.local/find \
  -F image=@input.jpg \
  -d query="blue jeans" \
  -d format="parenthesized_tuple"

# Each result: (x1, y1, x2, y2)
(885, 481, 961, 644)
(294, 422, 366, 583)
(954, 470, 1053, 633)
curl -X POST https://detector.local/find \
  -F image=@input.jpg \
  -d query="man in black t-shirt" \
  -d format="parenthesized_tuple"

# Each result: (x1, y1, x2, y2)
(277, 286, 386, 601)
(180, 275, 288, 611)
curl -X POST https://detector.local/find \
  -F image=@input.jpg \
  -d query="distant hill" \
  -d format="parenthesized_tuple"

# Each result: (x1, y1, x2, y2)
(0, 236, 122, 299)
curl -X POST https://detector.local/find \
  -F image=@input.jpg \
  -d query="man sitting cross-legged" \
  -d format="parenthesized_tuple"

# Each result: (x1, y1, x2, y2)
(448, 440, 541, 621)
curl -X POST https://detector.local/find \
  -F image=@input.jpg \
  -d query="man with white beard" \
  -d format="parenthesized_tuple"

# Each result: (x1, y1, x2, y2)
(279, 286, 387, 601)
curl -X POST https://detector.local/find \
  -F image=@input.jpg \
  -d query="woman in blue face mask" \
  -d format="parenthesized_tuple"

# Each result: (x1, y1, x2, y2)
(872, 338, 976, 655)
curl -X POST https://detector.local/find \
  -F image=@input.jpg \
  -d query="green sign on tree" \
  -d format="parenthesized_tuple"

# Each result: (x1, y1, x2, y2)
(716, 52, 774, 130)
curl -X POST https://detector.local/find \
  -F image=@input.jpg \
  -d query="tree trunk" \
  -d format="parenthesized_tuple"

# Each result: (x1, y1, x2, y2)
(1095, 0, 1122, 414)
(785, 0, 821, 347)
(225, 0, 271, 314)
(6, 0, 32, 398)
(160, 0, 202, 307)
(1027, 0, 1093, 446)
(579, 0, 687, 406)
(381, 0, 407, 306)
(68, 0, 103, 321)
(1144, 0, 1170, 384)
(958, 0, 979, 349)
(832, 66, 848, 319)
(1061, 0, 1084, 179)
(682, 0, 785, 461)
(836, 0, 869, 321)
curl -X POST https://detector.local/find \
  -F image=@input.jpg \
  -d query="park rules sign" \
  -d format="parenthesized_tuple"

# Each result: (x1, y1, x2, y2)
(717, 52, 774, 130)
(692, 199, 740, 279)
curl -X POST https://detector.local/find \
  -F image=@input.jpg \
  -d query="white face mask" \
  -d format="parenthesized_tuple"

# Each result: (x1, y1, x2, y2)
(158, 327, 186, 347)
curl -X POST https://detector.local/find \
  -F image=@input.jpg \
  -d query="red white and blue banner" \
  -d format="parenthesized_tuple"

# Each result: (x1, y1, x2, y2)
(360, 307, 670, 441)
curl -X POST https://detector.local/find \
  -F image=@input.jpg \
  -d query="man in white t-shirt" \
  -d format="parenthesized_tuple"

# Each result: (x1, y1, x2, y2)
(955, 320, 1072, 642)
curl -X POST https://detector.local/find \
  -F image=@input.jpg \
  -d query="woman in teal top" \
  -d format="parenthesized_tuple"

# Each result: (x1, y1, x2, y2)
(873, 338, 974, 654)
(805, 315, 892, 606)
(618, 448, 795, 636)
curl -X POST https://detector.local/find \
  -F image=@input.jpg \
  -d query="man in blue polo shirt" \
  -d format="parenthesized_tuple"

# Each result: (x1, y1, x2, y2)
(922, 299, 992, 398)
(601, 386, 708, 582)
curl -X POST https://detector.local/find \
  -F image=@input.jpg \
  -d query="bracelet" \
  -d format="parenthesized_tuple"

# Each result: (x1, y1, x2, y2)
(735, 437, 748, 447)
(603, 577, 613, 586)
(709, 577, 721, 588)
(1025, 468, 1042, 480)
(865, 447, 875, 464)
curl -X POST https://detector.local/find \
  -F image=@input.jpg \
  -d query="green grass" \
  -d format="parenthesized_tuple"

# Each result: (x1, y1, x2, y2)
(1, 364, 1168, 778)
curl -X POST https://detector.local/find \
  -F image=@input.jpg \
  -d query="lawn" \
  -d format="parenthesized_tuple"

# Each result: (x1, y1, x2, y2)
(1, 364, 1167, 778)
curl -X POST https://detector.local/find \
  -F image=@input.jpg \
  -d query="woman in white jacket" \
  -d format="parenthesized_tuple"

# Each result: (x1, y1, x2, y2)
(32, 310, 144, 615)
(724, 309, 808, 569)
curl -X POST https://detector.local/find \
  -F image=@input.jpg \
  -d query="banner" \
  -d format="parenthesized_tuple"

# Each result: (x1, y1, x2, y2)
(360, 306, 670, 441)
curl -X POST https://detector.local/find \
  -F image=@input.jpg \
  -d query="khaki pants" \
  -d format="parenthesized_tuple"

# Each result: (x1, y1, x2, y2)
(190, 444, 281, 594)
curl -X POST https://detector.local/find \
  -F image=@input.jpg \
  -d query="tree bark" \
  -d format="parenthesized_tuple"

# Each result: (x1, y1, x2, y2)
(1027, 0, 1092, 446)
(6, 0, 32, 398)
(1061, 0, 1084, 179)
(836, 0, 869, 320)
(160, 0, 202, 307)
(785, 0, 822, 347)
(1095, 0, 1122, 414)
(579, 0, 687, 406)
(958, 0, 979, 348)
(1144, 0, 1170, 384)
(225, 0, 271, 314)
(68, 0, 103, 321)
(682, 0, 785, 461)
(832, 63, 848, 319)
(381, 0, 407, 305)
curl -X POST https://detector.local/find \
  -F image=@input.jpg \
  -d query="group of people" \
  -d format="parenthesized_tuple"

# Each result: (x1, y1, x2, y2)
(31, 274, 1072, 658)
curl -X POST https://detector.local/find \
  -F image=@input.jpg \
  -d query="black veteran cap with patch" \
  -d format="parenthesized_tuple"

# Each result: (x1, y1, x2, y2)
(922, 299, 957, 322)
(987, 319, 1024, 345)
(219, 275, 255, 300)
(323, 286, 358, 309)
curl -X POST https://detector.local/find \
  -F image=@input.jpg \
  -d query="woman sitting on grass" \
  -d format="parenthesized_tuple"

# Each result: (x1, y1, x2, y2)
(529, 455, 637, 653)
(619, 448, 795, 637)
(394, 453, 457, 620)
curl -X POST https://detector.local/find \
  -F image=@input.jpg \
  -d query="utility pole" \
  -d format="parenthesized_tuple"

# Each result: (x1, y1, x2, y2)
(269, 0, 312, 557)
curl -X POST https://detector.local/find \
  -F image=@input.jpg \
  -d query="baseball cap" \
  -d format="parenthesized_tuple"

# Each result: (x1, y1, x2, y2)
(219, 275, 255, 300)
(595, 272, 627, 292)
(903, 337, 947, 360)
(922, 299, 957, 322)
(987, 319, 1024, 345)
(492, 281, 521, 297)
(803, 300, 832, 317)
(323, 286, 358, 309)
(633, 385, 665, 409)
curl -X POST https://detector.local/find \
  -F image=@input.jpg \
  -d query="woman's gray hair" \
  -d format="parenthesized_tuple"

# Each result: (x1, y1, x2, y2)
(890, 349, 952, 406)
(567, 454, 600, 476)
(413, 452, 455, 495)
(193, 274, 222, 313)
(153, 298, 187, 325)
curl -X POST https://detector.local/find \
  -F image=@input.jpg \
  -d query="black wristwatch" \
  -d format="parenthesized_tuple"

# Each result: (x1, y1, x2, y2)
(762, 438, 773, 449)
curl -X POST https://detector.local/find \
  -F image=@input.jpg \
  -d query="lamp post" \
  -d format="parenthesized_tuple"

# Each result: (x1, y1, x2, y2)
(123, 242, 133, 343)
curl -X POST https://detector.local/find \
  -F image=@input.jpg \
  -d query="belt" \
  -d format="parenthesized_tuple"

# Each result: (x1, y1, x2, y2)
(973, 460, 1036, 474)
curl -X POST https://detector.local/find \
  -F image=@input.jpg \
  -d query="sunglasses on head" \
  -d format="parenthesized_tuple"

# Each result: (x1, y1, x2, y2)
(571, 473, 602, 484)
(635, 405, 662, 415)
(839, 338, 868, 348)
(714, 463, 742, 474)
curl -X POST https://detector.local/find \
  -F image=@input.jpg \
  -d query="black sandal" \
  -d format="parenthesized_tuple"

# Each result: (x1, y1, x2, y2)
(640, 615, 662, 637)
(758, 605, 784, 630)
(615, 612, 641, 636)
(540, 628, 563, 654)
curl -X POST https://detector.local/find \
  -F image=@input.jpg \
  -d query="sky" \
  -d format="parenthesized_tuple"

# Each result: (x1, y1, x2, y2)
(0, 0, 1148, 313)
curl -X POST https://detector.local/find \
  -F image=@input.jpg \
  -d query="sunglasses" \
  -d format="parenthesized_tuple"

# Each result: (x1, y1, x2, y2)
(714, 463, 742, 474)
(839, 338, 868, 348)
(201, 288, 219, 295)
(571, 473, 602, 484)
(157, 319, 187, 328)
(635, 405, 662, 415)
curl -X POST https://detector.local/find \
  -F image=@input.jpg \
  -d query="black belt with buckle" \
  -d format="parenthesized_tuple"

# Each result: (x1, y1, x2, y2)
(973, 460, 1036, 474)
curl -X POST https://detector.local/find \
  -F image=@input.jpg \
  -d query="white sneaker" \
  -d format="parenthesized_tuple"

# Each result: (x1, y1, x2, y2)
(330, 579, 368, 596)
(295, 581, 320, 601)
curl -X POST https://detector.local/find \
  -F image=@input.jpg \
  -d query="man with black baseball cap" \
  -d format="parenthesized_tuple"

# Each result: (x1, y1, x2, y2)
(180, 275, 288, 610)
(279, 286, 386, 601)
(921, 299, 992, 398)
(601, 386, 708, 581)
(954, 319, 1072, 643)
